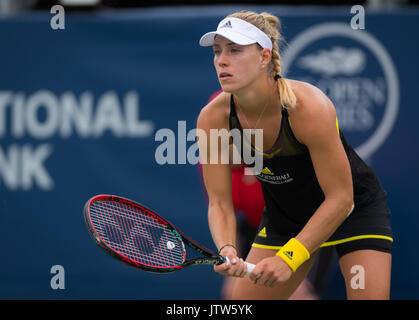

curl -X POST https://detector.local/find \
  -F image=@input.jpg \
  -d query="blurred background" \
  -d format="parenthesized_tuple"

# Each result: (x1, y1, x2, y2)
(0, 0, 418, 299)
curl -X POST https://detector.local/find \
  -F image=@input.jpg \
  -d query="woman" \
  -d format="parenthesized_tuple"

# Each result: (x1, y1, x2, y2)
(197, 10, 393, 299)
(200, 91, 331, 300)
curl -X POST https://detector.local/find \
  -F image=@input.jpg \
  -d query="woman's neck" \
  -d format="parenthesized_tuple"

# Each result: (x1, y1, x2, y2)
(232, 76, 279, 117)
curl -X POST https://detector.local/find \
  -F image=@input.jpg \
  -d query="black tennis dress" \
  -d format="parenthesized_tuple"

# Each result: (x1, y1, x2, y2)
(229, 94, 393, 257)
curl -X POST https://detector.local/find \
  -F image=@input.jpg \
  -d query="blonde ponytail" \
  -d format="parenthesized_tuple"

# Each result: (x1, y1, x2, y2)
(228, 10, 297, 108)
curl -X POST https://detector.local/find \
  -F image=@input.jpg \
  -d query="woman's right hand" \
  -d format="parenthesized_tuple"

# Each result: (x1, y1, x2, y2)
(214, 246, 248, 278)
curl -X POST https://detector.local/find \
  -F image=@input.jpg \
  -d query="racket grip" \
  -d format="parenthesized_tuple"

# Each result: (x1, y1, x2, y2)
(223, 257, 255, 276)
(245, 262, 255, 275)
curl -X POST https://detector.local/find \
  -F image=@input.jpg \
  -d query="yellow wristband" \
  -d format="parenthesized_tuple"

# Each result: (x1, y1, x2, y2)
(276, 238, 310, 272)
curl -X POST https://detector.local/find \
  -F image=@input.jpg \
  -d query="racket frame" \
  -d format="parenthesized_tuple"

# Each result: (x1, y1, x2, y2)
(84, 194, 225, 273)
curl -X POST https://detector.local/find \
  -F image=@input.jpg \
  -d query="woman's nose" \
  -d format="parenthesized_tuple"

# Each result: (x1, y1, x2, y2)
(217, 51, 229, 67)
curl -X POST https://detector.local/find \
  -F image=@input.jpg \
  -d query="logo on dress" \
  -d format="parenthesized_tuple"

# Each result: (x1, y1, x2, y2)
(258, 227, 267, 238)
(256, 167, 294, 185)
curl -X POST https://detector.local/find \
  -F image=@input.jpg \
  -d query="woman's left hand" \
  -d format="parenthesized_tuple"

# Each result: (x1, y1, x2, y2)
(249, 256, 293, 287)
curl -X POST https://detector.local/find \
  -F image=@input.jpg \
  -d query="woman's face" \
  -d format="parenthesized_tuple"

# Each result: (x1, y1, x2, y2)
(213, 35, 265, 93)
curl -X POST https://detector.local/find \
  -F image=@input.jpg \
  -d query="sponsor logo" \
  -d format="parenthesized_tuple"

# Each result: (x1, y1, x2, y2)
(255, 166, 294, 185)
(220, 20, 232, 28)
(283, 251, 294, 260)
(0, 90, 153, 191)
(258, 227, 267, 238)
(282, 23, 399, 160)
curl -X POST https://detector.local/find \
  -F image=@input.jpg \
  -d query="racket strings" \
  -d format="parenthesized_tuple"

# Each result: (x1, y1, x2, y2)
(91, 201, 184, 267)
(90, 200, 185, 268)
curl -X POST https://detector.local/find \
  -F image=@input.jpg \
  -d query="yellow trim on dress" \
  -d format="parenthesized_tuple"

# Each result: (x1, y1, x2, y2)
(289, 116, 340, 134)
(252, 234, 393, 250)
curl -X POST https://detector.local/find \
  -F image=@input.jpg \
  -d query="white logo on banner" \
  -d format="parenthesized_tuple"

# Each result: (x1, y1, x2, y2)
(298, 46, 366, 76)
(282, 23, 399, 160)
(0, 90, 154, 191)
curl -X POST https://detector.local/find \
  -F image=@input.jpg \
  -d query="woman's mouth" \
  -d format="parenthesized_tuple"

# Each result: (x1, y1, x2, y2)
(219, 72, 233, 80)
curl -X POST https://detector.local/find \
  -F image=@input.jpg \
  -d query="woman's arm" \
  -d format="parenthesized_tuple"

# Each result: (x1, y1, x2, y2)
(197, 94, 248, 277)
(289, 82, 355, 254)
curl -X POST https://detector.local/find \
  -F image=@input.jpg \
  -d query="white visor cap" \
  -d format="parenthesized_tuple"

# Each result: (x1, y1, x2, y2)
(199, 17, 272, 50)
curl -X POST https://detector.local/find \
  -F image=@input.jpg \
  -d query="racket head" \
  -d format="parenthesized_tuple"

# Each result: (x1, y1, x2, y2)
(84, 194, 187, 273)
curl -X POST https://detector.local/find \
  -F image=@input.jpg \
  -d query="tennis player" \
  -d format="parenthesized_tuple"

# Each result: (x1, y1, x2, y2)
(201, 91, 335, 300)
(197, 10, 393, 299)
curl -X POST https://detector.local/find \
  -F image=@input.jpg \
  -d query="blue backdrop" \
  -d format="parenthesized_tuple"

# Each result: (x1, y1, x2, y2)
(0, 5, 418, 299)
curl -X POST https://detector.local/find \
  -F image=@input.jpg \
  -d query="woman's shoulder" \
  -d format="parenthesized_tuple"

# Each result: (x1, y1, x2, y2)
(286, 79, 335, 119)
(197, 91, 231, 130)
(287, 79, 330, 106)
(285, 79, 338, 144)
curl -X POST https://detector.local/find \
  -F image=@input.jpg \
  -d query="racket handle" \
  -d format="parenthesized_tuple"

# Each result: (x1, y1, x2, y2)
(223, 257, 255, 276)
(245, 261, 255, 275)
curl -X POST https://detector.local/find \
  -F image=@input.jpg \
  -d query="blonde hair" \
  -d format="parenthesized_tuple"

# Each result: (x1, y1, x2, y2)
(227, 10, 297, 109)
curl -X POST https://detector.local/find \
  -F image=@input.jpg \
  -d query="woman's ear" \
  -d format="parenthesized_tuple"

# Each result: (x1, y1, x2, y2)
(260, 48, 272, 66)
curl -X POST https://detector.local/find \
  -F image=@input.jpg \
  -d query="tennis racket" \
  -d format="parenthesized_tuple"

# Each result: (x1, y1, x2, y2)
(84, 194, 255, 274)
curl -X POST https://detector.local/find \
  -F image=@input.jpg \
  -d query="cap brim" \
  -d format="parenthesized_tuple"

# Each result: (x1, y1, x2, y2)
(199, 29, 257, 47)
